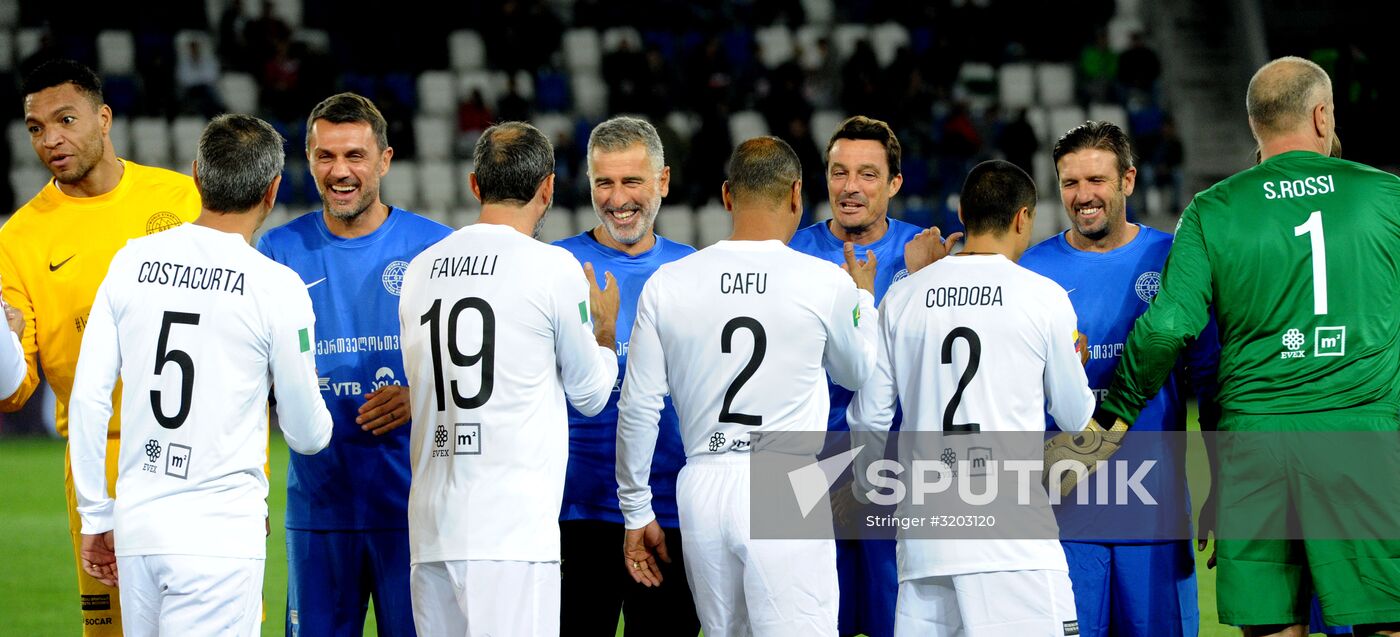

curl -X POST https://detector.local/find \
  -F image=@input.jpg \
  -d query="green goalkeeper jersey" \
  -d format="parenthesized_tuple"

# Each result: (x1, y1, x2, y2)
(1104, 150, 1400, 422)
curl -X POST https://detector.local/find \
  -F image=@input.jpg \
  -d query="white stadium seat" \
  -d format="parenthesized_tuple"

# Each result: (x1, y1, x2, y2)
(413, 116, 454, 161)
(381, 160, 419, 210)
(562, 29, 601, 73)
(696, 203, 732, 248)
(657, 204, 694, 246)
(1088, 103, 1130, 130)
(417, 71, 457, 117)
(171, 117, 205, 168)
(601, 27, 642, 53)
(449, 30, 487, 72)
(417, 162, 459, 209)
(755, 26, 796, 69)
(97, 30, 135, 76)
(870, 23, 910, 67)
(570, 72, 608, 120)
(131, 117, 172, 168)
(728, 110, 768, 146)
(218, 73, 259, 115)
(831, 24, 869, 63)
(1048, 105, 1088, 148)
(1036, 63, 1076, 107)
(998, 63, 1036, 110)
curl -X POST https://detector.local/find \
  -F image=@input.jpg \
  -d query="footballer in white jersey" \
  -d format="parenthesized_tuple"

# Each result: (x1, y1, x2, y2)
(397, 122, 619, 637)
(617, 137, 878, 637)
(849, 160, 1093, 637)
(68, 115, 333, 637)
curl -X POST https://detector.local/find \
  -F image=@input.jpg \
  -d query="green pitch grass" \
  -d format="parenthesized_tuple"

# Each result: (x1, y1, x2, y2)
(0, 417, 1334, 636)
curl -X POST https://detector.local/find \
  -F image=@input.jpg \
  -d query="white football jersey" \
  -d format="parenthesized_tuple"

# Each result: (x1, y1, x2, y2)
(616, 240, 878, 529)
(848, 253, 1094, 579)
(398, 223, 617, 564)
(69, 223, 333, 559)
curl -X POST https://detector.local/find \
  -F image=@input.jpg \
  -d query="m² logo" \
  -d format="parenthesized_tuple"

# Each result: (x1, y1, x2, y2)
(49, 254, 76, 271)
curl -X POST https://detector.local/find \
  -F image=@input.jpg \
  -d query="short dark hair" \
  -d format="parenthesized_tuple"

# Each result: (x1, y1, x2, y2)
(960, 160, 1036, 236)
(473, 122, 554, 206)
(727, 136, 801, 203)
(21, 59, 104, 107)
(196, 114, 287, 213)
(1052, 121, 1134, 179)
(306, 92, 389, 152)
(825, 115, 901, 179)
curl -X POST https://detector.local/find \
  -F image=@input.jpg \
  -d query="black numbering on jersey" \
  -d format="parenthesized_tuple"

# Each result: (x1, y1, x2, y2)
(719, 316, 766, 426)
(151, 311, 200, 429)
(421, 297, 496, 412)
(940, 327, 981, 434)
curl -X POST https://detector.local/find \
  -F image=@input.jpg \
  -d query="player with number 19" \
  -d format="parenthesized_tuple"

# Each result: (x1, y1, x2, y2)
(848, 160, 1091, 636)
(616, 137, 878, 636)
(397, 122, 619, 636)
(69, 115, 333, 636)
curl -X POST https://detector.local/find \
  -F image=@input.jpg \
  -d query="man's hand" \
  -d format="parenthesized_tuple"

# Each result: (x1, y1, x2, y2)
(357, 384, 411, 435)
(1044, 417, 1130, 497)
(81, 531, 119, 587)
(585, 262, 619, 349)
(623, 521, 670, 587)
(3, 299, 21, 340)
(1197, 483, 1218, 569)
(831, 482, 862, 528)
(904, 227, 964, 275)
(841, 242, 877, 295)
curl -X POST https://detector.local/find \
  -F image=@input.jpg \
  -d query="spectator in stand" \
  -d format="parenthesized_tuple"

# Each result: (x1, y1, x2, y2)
(456, 89, 494, 159)
(497, 75, 531, 124)
(1118, 32, 1163, 101)
(1078, 28, 1118, 103)
(603, 37, 647, 116)
(997, 107, 1040, 182)
(175, 36, 225, 118)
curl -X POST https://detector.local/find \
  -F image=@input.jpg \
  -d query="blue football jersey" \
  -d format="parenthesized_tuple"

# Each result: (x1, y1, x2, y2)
(788, 218, 925, 432)
(552, 230, 695, 528)
(257, 208, 452, 530)
(1020, 225, 1220, 541)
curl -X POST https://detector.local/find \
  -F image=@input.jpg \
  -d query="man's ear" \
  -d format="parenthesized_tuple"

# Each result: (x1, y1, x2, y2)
(536, 173, 557, 206)
(469, 173, 482, 203)
(721, 182, 734, 211)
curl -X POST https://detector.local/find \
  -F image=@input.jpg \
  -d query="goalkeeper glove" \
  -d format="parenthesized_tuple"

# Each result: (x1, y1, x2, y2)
(1044, 411, 1130, 497)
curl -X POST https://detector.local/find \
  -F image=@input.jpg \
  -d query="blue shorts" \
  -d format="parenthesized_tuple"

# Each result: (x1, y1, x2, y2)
(286, 529, 415, 637)
(837, 538, 897, 637)
(1061, 541, 1199, 637)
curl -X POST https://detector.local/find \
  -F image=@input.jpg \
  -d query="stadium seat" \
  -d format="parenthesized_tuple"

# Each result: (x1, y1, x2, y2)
(7, 121, 30, 164)
(800, 0, 835, 25)
(998, 63, 1036, 110)
(171, 117, 205, 168)
(1026, 105, 1050, 145)
(810, 110, 844, 147)
(957, 62, 997, 105)
(218, 73, 259, 115)
(1048, 105, 1089, 147)
(267, 0, 303, 27)
(293, 29, 330, 54)
(535, 208, 575, 243)
(755, 26, 796, 69)
(109, 119, 131, 158)
(417, 71, 457, 117)
(131, 117, 172, 168)
(532, 114, 573, 150)
(1034, 154, 1057, 197)
(0, 1, 18, 28)
(665, 111, 699, 141)
(455, 160, 475, 205)
(413, 116, 454, 161)
(870, 23, 911, 67)
(696, 203, 732, 248)
(1036, 63, 1076, 107)
(1108, 16, 1144, 52)
(831, 24, 869, 63)
(571, 206, 595, 237)
(0, 31, 14, 72)
(1088, 102, 1130, 130)
(417, 162, 458, 209)
(97, 30, 136, 76)
(794, 25, 826, 69)
(449, 30, 487, 71)
(657, 204, 694, 246)
(570, 72, 608, 120)
(9, 166, 48, 199)
(1032, 197, 1066, 243)
(381, 160, 419, 210)
(601, 27, 643, 53)
(728, 110, 768, 145)
(563, 28, 602, 73)
(458, 70, 504, 107)
(15, 28, 42, 61)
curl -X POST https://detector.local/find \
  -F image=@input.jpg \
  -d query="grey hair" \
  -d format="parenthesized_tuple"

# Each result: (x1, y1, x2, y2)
(587, 116, 665, 176)
(196, 114, 286, 213)
(1247, 56, 1333, 138)
(473, 121, 554, 205)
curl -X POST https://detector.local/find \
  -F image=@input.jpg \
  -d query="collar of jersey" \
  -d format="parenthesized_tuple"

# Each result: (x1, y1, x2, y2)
(41, 158, 135, 207)
(579, 228, 667, 261)
(313, 206, 403, 247)
(1053, 223, 1152, 261)
(815, 218, 900, 252)
(712, 239, 787, 251)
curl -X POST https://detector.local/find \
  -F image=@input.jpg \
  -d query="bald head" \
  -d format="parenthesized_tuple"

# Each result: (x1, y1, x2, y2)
(725, 136, 801, 205)
(1246, 56, 1333, 141)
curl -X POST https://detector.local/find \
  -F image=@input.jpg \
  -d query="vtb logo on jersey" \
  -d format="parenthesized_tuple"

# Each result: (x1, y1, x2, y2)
(382, 260, 409, 296)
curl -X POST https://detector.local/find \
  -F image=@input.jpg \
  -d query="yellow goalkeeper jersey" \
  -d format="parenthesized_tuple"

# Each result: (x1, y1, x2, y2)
(0, 160, 200, 437)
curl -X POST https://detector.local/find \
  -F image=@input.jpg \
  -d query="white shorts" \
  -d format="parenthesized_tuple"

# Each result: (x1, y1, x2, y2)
(117, 554, 264, 637)
(678, 454, 838, 637)
(410, 559, 560, 636)
(895, 569, 1078, 637)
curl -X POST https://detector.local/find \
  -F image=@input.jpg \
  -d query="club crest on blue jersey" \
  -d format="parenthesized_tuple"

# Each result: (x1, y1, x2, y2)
(382, 260, 409, 296)
(1134, 271, 1161, 303)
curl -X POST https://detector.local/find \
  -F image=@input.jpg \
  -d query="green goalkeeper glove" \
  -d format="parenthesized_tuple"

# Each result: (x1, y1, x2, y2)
(1044, 412, 1130, 497)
